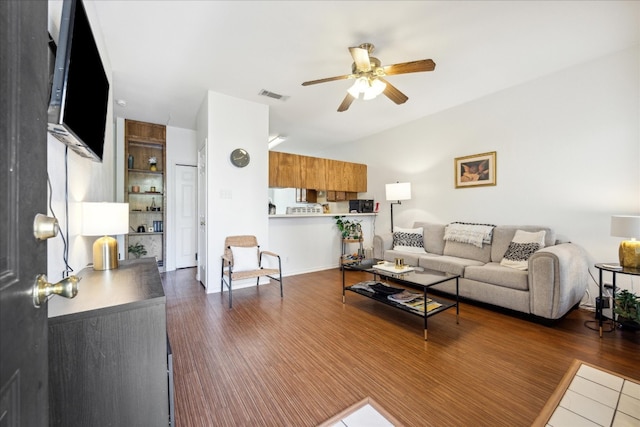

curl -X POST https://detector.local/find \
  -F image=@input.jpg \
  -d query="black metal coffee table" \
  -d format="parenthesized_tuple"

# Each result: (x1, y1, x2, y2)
(342, 259, 459, 340)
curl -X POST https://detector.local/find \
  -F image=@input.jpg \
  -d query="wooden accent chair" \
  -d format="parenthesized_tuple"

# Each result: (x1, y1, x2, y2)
(220, 235, 283, 308)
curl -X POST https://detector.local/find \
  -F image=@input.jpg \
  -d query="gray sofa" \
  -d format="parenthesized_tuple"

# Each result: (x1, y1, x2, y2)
(373, 222, 589, 321)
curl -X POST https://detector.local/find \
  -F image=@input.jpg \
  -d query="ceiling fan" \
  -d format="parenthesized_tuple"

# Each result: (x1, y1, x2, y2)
(302, 43, 436, 112)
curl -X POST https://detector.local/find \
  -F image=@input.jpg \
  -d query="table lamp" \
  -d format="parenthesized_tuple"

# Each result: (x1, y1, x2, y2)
(610, 215, 640, 268)
(385, 182, 411, 232)
(82, 202, 129, 270)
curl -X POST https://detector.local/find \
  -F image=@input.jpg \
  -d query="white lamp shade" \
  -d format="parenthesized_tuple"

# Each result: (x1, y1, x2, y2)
(611, 215, 640, 238)
(82, 203, 129, 236)
(385, 182, 412, 201)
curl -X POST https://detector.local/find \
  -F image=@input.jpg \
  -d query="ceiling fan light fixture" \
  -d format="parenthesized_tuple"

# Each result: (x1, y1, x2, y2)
(347, 77, 368, 98)
(363, 78, 386, 100)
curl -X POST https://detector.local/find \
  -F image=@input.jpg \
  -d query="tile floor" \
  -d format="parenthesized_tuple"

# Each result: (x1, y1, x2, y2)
(318, 398, 400, 427)
(547, 363, 640, 427)
(328, 403, 395, 427)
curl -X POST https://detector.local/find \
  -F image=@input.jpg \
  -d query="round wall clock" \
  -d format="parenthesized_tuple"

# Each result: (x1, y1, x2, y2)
(230, 148, 250, 168)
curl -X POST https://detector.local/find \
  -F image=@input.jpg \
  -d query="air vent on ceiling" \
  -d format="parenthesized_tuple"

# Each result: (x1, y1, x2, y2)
(258, 89, 289, 101)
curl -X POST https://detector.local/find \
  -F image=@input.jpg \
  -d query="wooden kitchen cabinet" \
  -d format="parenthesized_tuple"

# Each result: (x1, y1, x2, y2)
(48, 259, 171, 426)
(325, 159, 367, 192)
(326, 191, 357, 202)
(269, 151, 301, 188)
(269, 152, 366, 192)
(301, 156, 326, 189)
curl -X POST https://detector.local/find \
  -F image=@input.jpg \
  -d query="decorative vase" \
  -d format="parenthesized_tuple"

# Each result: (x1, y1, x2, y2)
(150, 163, 157, 171)
(128, 154, 134, 169)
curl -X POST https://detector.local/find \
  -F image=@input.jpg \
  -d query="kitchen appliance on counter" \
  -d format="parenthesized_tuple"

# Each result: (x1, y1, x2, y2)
(286, 206, 323, 215)
(349, 199, 374, 213)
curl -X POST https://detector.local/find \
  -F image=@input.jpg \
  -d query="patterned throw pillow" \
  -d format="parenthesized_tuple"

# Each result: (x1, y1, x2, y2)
(393, 227, 426, 253)
(500, 230, 546, 270)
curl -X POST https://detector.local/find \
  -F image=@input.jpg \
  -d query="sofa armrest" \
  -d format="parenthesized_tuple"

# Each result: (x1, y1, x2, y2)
(373, 232, 394, 259)
(528, 243, 589, 319)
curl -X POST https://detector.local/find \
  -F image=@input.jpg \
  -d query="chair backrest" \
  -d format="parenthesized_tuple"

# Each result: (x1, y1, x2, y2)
(224, 235, 259, 264)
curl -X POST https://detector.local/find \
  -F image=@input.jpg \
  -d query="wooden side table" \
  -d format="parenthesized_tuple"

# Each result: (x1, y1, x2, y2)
(594, 263, 640, 337)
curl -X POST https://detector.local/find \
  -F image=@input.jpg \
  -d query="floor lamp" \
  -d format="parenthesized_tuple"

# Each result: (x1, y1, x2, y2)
(385, 182, 411, 232)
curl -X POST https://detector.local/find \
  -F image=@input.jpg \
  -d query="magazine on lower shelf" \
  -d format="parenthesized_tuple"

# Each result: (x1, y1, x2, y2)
(349, 282, 443, 314)
(408, 300, 442, 314)
(387, 290, 422, 303)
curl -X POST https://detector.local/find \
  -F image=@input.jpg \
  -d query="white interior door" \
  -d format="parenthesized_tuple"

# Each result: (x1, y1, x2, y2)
(197, 144, 207, 286)
(175, 164, 197, 268)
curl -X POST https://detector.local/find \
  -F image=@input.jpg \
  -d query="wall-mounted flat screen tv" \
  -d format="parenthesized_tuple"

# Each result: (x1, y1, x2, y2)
(48, 0, 109, 162)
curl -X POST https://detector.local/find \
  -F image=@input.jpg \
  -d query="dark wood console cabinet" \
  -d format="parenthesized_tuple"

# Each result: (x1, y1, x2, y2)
(48, 258, 170, 426)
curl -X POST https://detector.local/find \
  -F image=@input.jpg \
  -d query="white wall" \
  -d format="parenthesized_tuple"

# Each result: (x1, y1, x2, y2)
(47, 1, 116, 281)
(198, 91, 269, 293)
(319, 46, 640, 300)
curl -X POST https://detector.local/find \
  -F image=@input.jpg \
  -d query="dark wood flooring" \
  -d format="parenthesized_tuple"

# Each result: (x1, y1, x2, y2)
(162, 267, 639, 426)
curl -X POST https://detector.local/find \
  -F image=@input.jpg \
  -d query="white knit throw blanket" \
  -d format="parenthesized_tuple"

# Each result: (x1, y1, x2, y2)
(444, 223, 495, 248)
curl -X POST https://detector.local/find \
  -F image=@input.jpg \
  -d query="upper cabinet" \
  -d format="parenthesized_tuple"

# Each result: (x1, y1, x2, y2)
(269, 152, 366, 192)
(301, 156, 327, 190)
(269, 152, 301, 188)
(124, 120, 166, 270)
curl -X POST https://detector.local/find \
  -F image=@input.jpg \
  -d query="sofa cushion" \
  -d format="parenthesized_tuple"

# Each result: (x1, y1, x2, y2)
(491, 226, 556, 262)
(500, 230, 546, 270)
(413, 222, 446, 255)
(419, 255, 485, 276)
(443, 240, 492, 263)
(464, 262, 529, 291)
(393, 227, 425, 253)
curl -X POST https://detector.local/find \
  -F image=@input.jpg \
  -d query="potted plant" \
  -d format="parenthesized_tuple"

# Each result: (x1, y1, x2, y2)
(128, 242, 147, 259)
(148, 156, 157, 171)
(334, 216, 362, 239)
(613, 289, 640, 330)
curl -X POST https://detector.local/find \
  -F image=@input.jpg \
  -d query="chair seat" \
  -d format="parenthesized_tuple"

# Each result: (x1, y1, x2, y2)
(226, 268, 280, 281)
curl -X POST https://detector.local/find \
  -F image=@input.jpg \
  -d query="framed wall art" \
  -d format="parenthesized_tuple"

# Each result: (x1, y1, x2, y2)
(454, 151, 497, 188)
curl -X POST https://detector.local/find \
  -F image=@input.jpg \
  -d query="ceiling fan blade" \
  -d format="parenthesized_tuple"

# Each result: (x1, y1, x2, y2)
(302, 74, 352, 86)
(382, 59, 436, 76)
(379, 78, 408, 105)
(337, 93, 355, 112)
(349, 47, 371, 72)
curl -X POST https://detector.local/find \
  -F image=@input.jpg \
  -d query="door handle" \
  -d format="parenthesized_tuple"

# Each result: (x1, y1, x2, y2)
(33, 213, 59, 240)
(33, 274, 80, 307)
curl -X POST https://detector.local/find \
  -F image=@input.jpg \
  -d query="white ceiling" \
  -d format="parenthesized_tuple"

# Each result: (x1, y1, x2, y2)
(59, 1, 640, 155)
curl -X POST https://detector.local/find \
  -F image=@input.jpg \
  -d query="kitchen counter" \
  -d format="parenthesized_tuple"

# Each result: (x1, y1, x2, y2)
(268, 213, 377, 275)
(269, 213, 377, 218)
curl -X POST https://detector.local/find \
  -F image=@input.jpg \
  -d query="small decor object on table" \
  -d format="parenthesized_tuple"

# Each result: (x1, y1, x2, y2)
(454, 151, 496, 188)
(148, 156, 157, 171)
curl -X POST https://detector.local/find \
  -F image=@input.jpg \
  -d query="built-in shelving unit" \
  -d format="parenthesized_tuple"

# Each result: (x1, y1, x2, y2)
(124, 119, 166, 269)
